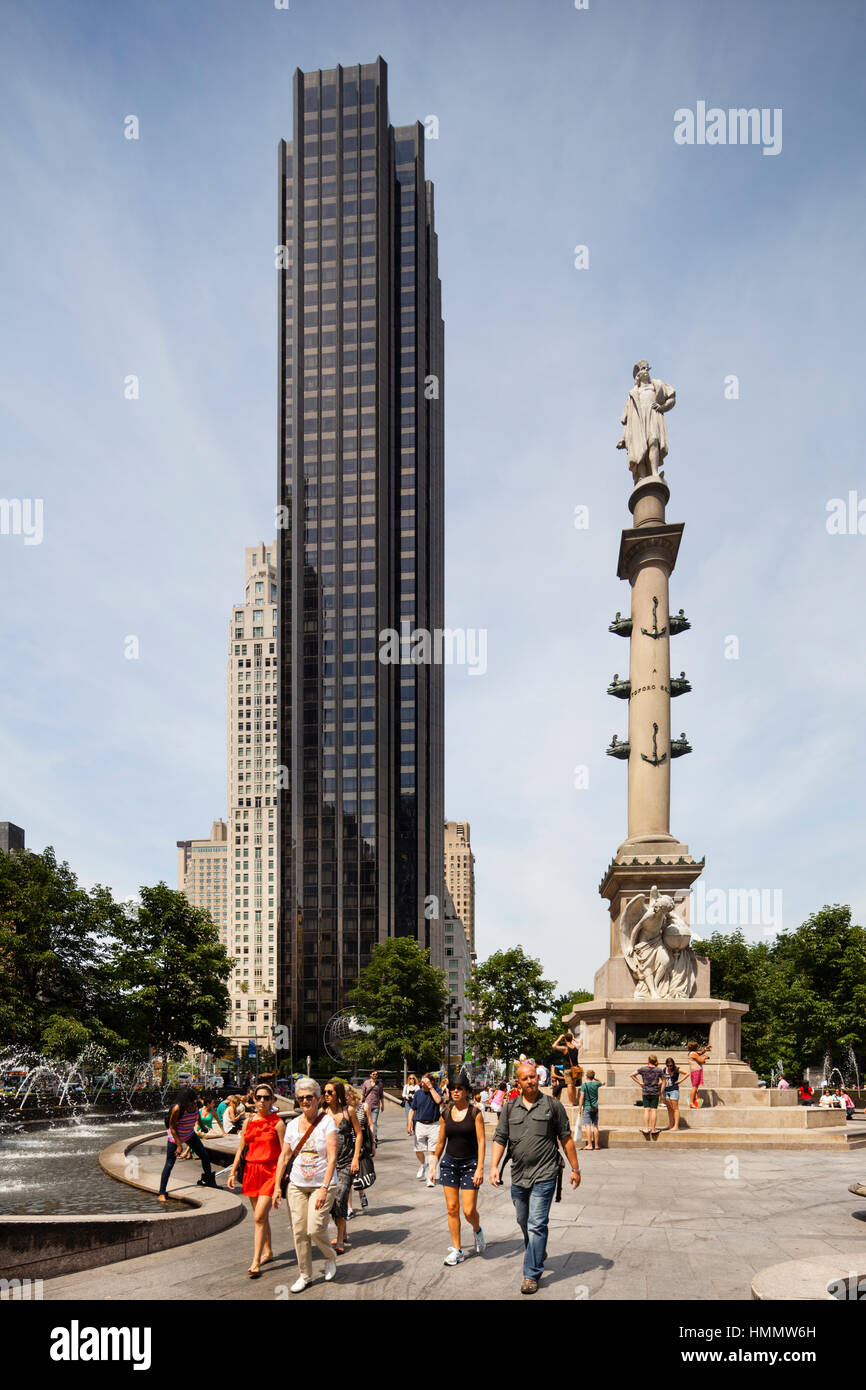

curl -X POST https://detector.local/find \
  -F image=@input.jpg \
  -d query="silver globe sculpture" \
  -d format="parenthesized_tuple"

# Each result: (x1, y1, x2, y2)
(322, 1008, 374, 1064)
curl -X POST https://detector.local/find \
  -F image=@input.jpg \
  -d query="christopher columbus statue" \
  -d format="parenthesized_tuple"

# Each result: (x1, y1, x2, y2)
(616, 360, 676, 484)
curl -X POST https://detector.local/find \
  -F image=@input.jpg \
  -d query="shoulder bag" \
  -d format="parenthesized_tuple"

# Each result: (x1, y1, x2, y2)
(279, 1109, 327, 1197)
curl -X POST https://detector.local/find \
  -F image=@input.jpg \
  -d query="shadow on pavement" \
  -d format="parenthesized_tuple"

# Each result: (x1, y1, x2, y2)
(341, 1227, 411, 1248)
(326, 1258, 403, 1286)
(362, 1204, 414, 1216)
(542, 1251, 614, 1287)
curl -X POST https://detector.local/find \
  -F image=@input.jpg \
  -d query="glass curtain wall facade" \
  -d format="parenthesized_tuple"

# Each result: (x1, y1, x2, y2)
(277, 57, 445, 1058)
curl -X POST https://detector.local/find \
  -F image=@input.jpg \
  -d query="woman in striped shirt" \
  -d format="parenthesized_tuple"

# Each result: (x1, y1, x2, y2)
(158, 1089, 217, 1201)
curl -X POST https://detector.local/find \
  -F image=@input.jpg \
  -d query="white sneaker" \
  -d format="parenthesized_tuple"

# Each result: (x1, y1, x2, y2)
(426, 1177, 435, 1187)
(416, 1164, 426, 1179)
(443, 1247, 465, 1266)
(323, 1259, 337, 1282)
(474, 1227, 487, 1255)
(290, 1276, 311, 1294)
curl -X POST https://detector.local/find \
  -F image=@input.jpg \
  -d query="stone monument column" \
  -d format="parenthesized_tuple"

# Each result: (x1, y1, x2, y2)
(560, 363, 853, 1134)
(623, 477, 678, 848)
(603, 363, 701, 969)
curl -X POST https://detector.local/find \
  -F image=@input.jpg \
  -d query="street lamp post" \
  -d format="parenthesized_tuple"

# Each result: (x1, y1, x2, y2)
(444, 996, 461, 1084)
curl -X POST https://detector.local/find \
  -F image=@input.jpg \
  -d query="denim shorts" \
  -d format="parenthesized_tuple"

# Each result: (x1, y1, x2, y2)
(664, 1088, 680, 1100)
(439, 1154, 478, 1191)
(582, 1107, 599, 1124)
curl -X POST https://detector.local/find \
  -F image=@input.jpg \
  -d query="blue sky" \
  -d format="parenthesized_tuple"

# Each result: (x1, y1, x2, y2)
(1, 0, 864, 993)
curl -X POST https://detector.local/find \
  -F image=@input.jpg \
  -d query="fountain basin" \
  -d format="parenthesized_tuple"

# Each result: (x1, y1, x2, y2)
(0, 1130, 243, 1283)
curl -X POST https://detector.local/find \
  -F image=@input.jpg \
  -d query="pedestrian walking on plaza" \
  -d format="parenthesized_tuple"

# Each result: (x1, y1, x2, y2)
(322, 1080, 362, 1254)
(158, 1089, 217, 1200)
(630, 1054, 665, 1135)
(408, 1072, 444, 1186)
(489, 1083, 506, 1117)
(837, 1085, 855, 1118)
(579, 1070, 605, 1149)
(227, 1082, 285, 1278)
(272, 1078, 338, 1294)
(552, 1031, 582, 1108)
(661, 1057, 682, 1133)
(490, 1062, 581, 1295)
(687, 1041, 710, 1109)
(434, 1072, 486, 1266)
(402, 1073, 420, 1108)
(362, 1069, 385, 1143)
(347, 1084, 375, 1212)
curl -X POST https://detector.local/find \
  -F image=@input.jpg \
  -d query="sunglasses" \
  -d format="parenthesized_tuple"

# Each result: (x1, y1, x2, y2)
(298, 1094, 317, 1102)
(255, 1094, 271, 1101)
(323, 1088, 335, 1095)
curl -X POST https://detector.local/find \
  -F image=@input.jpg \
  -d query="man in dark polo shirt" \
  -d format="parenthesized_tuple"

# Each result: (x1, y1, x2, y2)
(490, 1061, 581, 1294)
(407, 1073, 443, 1186)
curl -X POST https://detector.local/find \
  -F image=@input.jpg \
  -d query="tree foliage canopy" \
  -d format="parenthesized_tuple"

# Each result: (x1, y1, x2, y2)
(343, 937, 448, 1073)
(467, 946, 560, 1070)
(0, 848, 233, 1062)
(694, 904, 866, 1077)
(108, 882, 233, 1062)
(0, 846, 127, 1056)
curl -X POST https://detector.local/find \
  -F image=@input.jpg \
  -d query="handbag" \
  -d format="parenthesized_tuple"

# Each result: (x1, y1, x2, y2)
(280, 1109, 327, 1197)
(236, 1145, 248, 1185)
(352, 1152, 377, 1190)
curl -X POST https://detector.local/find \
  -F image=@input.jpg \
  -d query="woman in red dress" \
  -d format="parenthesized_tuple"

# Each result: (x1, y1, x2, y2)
(228, 1082, 286, 1277)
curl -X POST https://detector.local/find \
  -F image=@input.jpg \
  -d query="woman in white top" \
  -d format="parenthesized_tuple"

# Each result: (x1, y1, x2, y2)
(402, 1074, 420, 1106)
(273, 1077, 338, 1294)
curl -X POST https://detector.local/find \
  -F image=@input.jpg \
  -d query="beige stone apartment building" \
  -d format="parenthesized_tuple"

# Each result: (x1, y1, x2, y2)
(444, 820, 475, 957)
(176, 820, 229, 931)
(225, 541, 280, 1054)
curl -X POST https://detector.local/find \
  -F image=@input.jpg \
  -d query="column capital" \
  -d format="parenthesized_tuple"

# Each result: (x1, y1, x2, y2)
(617, 521, 684, 583)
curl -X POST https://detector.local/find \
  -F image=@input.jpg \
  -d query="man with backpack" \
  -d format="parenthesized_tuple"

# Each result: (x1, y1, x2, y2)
(489, 1061, 581, 1294)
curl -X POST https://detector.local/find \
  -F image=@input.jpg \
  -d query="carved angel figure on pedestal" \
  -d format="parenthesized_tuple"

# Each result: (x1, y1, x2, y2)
(620, 885, 697, 999)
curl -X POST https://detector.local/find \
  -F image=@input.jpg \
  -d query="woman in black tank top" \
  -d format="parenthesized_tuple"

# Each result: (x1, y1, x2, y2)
(433, 1074, 487, 1266)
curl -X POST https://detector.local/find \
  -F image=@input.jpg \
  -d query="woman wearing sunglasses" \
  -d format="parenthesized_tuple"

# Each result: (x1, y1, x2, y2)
(227, 1082, 286, 1278)
(322, 1080, 362, 1254)
(433, 1072, 486, 1266)
(273, 1077, 339, 1293)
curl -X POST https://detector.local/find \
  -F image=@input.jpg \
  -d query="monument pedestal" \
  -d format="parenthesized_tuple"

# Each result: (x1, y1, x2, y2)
(566, 994, 756, 1090)
(562, 995, 859, 1148)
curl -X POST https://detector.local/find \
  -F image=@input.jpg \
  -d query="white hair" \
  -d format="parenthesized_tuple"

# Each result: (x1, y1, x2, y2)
(295, 1076, 321, 1099)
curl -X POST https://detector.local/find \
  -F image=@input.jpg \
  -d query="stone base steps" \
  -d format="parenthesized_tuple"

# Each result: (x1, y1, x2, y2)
(581, 1087, 800, 1108)
(593, 1125, 866, 1150)
(580, 1104, 845, 1130)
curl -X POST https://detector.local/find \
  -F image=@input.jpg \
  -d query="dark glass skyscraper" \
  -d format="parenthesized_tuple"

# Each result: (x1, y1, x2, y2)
(277, 58, 445, 1058)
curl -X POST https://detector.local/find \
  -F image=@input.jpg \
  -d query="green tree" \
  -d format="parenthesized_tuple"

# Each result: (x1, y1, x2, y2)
(468, 947, 557, 1073)
(771, 905, 866, 1076)
(0, 845, 127, 1054)
(532, 989, 594, 1062)
(342, 937, 448, 1074)
(693, 907, 866, 1078)
(692, 929, 782, 1076)
(108, 883, 233, 1079)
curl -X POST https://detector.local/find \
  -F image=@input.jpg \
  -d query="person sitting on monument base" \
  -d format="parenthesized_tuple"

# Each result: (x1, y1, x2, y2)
(688, 1041, 710, 1109)
(551, 1030, 582, 1109)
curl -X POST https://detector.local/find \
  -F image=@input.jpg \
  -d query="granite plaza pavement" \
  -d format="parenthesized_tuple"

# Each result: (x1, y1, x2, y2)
(39, 1107, 866, 1302)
